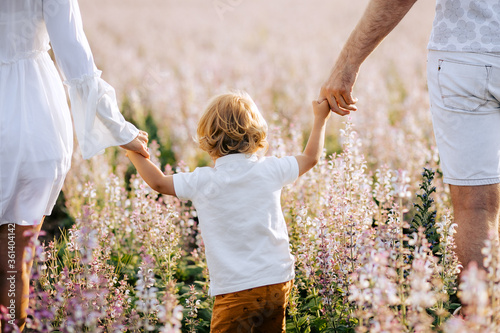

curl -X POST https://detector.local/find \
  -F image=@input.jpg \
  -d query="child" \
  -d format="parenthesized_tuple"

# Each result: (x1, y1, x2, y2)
(127, 91, 331, 332)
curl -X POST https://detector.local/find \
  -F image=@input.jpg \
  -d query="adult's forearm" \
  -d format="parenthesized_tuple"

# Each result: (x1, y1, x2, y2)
(337, 0, 418, 69)
(320, 0, 418, 115)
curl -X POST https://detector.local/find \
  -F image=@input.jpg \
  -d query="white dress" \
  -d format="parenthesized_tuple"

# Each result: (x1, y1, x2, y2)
(0, 0, 139, 226)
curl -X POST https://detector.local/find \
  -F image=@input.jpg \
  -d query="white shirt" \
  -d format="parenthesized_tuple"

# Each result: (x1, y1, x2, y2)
(173, 153, 298, 296)
(428, 0, 500, 52)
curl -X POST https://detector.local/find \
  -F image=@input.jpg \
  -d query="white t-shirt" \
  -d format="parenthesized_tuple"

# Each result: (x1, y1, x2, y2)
(173, 153, 299, 296)
(428, 0, 500, 52)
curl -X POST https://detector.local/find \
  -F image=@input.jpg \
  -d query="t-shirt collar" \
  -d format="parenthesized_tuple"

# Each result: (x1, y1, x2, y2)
(215, 153, 257, 167)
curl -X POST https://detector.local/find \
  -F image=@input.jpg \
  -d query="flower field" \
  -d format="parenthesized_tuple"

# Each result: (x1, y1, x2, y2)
(18, 0, 500, 332)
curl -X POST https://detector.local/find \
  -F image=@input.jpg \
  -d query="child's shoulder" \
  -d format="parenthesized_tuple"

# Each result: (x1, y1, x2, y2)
(256, 155, 299, 184)
(257, 155, 298, 170)
(174, 165, 215, 179)
(259, 155, 296, 164)
(173, 165, 215, 189)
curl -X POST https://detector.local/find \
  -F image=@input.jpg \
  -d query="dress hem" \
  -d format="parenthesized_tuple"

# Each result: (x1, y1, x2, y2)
(0, 219, 44, 227)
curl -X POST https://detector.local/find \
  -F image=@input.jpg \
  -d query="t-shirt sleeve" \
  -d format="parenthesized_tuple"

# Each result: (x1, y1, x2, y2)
(173, 169, 199, 201)
(274, 156, 299, 187)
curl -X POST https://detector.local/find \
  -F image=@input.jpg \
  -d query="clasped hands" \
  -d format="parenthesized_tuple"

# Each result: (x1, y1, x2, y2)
(120, 130, 150, 158)
(319, 61, 359, 117)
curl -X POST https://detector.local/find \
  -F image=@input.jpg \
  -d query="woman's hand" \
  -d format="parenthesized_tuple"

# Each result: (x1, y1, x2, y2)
(121, 130, 150, 158)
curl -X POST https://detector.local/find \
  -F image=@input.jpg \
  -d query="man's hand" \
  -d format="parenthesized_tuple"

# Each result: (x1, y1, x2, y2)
(121, 130, 150, 158)
(320, 60, 359, 116)
(319, 0, 417, 116)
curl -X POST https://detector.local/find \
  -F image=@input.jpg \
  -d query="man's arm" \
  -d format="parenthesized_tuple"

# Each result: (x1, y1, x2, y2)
(320, 0, 418, 116)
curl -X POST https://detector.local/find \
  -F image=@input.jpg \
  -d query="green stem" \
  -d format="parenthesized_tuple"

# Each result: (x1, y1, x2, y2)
(398, 197, 407, 327)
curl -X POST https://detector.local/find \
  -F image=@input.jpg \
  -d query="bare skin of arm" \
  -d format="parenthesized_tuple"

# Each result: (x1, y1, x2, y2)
(126, 151, 176, 196)
(295, 100, 331, 176)
(320, 0, 418, 115)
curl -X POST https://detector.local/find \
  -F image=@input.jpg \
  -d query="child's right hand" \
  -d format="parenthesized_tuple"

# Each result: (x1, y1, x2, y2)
(121, 130, 150, 158)
(312, 99, 332, 121)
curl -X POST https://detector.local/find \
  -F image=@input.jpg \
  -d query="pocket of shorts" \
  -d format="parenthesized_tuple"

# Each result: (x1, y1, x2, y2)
(437, 59, 492, 112)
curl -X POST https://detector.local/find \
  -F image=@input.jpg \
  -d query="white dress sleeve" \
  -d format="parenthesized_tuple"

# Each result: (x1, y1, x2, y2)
(43, 0, 139, 159)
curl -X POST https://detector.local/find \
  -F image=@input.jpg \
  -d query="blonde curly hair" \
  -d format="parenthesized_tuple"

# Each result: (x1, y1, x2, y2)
(197, 92, 268, 160)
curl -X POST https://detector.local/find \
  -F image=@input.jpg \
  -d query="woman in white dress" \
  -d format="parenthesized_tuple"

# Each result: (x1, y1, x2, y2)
(0, 0, 149, 330)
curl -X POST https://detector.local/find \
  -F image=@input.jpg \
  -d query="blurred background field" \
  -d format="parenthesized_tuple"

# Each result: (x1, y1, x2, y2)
(47, 0, 439, 239)
(77, 0, 435, 169)
(32, 1, 484, 332)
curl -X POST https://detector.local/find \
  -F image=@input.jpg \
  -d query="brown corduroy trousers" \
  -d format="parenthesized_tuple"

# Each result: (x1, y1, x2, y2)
(210, 280, 293, 333)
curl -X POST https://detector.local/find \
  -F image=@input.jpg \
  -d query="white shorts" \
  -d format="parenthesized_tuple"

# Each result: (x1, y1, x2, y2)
(427, 50, 500, 186)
